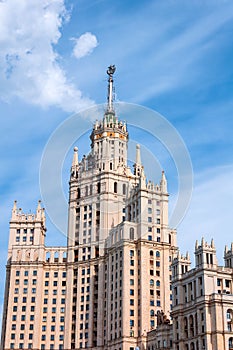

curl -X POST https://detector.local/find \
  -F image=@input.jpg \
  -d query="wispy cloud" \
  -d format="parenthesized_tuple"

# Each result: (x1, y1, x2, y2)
(72, 32, 98, 59)
(0, 0, 94, 112)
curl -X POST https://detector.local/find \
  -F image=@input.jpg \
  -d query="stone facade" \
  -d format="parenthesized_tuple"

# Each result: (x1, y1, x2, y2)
(1, 68, 177, 350)
(171, 239, 233, 350)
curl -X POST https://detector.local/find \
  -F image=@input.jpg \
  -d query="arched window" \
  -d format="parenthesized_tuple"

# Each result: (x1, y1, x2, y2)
(156, 280, 160, 287)
(150, 310, 155, 317)
(46, 252, 50, 262)
(229, 337, 233, 349)
(150, 250, 154, 256)
(114, 182, 117, 193)
(123, 183, 126, 195)
(97, 182, 101, 194)
(130, 228, 134, 240)
(77, 188, 80, 199)
(150, 279, 154, 287)
(156, 251, 160, 258)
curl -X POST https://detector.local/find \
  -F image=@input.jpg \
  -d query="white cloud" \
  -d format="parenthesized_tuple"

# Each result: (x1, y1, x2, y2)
(72, 32, 98, 59)
(0, 0, 93, 112)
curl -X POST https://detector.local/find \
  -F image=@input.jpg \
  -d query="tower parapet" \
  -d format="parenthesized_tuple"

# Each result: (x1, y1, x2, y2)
(194, 238, 217, 268)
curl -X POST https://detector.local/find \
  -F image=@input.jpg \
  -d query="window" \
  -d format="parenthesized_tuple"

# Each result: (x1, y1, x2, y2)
(148, 235, 152, 241)
(114, 182, 117, 193)
(130, 228, 134, 240)
(226, 280, 231, 288)
(129, 320, 134, 327)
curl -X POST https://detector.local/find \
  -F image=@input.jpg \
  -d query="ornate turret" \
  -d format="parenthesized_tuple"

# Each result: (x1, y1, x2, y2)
(89, 65, 128, 171)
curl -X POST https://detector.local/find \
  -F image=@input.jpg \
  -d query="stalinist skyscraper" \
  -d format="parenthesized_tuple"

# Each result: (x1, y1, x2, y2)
(1, 66, 177, 350)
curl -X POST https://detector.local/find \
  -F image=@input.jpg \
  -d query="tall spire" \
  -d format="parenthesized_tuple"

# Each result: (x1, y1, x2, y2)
(106, 65, 116, 114)
(160, 170, 167, 193)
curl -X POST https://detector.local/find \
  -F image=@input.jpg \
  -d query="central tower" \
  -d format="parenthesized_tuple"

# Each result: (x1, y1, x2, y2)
(65, 66, 177, 350)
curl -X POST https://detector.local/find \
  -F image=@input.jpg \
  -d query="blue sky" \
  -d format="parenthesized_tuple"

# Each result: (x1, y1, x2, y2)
(1, 0, 233, 323)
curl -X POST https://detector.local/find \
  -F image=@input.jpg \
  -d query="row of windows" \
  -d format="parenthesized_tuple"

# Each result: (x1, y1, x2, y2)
(16, 270, 37, 276)
(16, 236, 33, 242)
(12, 313, 62, 322)
(10, 343, 64, 349)
(16, 228, 34, 234)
